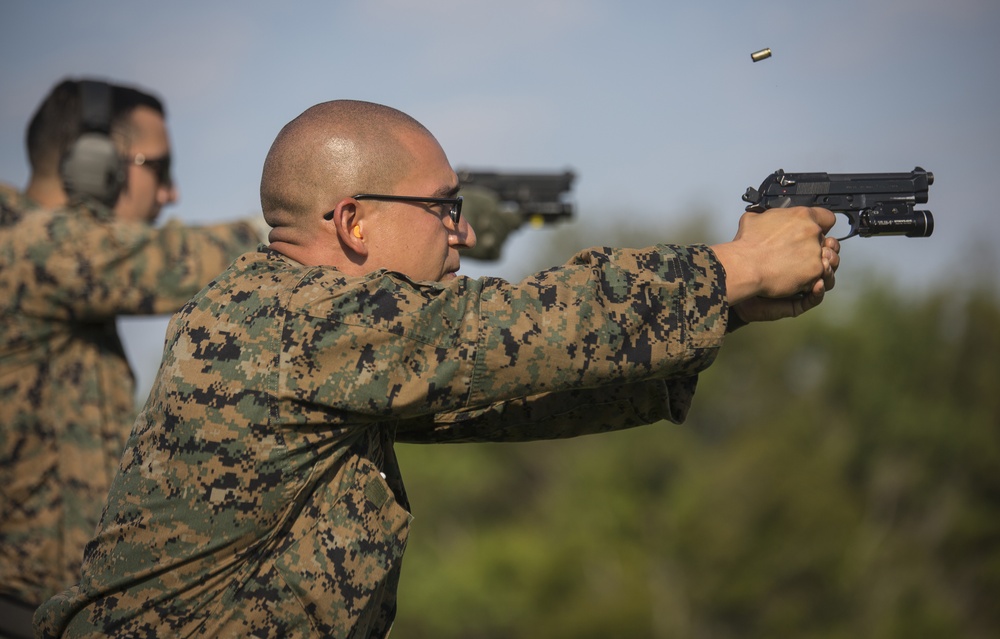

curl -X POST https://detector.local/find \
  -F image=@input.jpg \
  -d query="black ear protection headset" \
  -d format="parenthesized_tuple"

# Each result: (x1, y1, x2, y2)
(59, 80, 126, 206)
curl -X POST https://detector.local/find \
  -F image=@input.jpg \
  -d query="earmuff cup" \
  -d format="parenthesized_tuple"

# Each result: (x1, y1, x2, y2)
(59, 81, 126, 207)
(59, 132, 125, 206)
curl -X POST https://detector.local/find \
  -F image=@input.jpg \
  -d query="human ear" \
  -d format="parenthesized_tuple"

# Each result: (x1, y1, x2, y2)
(328, 198, 367, 256)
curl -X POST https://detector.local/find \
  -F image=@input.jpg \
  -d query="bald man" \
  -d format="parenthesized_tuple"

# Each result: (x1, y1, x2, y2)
(36, 100, 839, 638)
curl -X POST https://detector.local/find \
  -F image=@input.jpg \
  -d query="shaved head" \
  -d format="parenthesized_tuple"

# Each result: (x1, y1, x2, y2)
(260, 100, 433, 228)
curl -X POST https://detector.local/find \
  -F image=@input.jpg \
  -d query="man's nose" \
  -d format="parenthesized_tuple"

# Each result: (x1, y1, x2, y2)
(159, 182, 178, 206)
(455, 217, 476, 249)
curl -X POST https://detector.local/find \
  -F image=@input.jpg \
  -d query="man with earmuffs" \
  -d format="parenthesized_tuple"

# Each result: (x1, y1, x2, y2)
(0, 77, 268, 638)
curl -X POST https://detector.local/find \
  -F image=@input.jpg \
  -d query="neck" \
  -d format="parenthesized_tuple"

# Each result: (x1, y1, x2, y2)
(268, 239, 363, 273)
(25, 174, 68, 208)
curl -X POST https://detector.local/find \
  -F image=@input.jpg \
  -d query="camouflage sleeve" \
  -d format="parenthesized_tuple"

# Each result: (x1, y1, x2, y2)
(7, 208, 260, 321)
(395, 377, 696, 443)
(465, 243, 726, 405)
(284, 243, 726, 425)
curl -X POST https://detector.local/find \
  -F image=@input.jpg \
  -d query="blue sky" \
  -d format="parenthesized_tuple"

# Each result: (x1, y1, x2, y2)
(3, 0, 998, 397)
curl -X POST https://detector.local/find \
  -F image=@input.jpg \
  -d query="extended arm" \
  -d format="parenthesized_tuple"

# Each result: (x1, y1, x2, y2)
(396, 378, 694, 444)
(3, 204, 260, 321)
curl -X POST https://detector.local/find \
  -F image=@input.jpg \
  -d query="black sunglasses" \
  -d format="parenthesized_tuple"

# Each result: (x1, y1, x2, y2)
(131, 153, 172, 187)
(351, 193, 463, 224)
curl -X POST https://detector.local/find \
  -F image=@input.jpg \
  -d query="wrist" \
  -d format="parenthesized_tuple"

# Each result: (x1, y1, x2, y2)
(709, 241, 761, 305)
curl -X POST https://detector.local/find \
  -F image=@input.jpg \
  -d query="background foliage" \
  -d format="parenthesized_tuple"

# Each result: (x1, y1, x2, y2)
(393, 224, 999, 638)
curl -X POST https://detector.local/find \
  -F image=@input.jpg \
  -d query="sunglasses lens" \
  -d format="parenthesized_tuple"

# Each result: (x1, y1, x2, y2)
(156, 156, 172, 185)
(134, 153, 172, 186)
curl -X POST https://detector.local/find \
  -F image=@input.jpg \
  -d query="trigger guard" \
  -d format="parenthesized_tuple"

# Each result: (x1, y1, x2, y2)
(834, 211, 861, 241)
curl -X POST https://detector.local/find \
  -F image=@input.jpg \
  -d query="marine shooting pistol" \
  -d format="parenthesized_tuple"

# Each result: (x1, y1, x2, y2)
(457, 169, 576, 223)
(741, 167, 934, 240)
(456, 168, 576, 260)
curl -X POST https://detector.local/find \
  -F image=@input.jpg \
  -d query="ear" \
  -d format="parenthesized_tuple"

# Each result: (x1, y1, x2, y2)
(326, 198, 368, 257)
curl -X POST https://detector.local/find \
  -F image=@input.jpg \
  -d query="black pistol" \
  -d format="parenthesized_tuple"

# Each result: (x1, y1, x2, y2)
(742, 167, 934, 240)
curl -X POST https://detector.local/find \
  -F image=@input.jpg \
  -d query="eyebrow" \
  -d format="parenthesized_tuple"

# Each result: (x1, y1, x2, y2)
(434, 183, 461, 198)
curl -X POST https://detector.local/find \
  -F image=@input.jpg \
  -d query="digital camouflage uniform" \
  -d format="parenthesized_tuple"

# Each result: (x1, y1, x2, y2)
(36, 242, 730, 638)
(0, 185, 260, 615)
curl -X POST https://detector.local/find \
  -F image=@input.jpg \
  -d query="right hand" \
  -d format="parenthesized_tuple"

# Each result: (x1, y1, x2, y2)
(710, 206, 838, 307)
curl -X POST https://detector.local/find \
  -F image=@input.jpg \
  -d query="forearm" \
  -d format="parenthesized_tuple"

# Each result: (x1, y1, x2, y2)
(396, 377, 699, 444)
(467, 244, 728, 405)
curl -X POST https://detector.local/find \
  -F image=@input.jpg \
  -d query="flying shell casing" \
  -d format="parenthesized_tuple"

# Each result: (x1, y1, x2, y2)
(750, 48, 772, 62)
